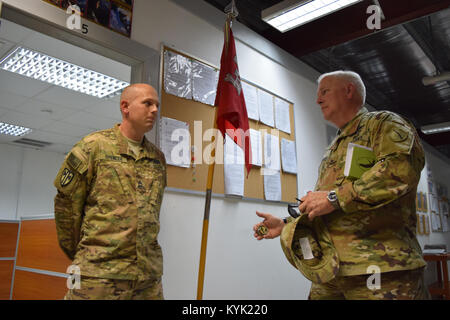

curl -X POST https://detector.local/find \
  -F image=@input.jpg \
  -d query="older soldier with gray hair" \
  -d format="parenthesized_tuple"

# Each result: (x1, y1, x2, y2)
(254, 71, 430, 300)
(54, 83, 166, 300)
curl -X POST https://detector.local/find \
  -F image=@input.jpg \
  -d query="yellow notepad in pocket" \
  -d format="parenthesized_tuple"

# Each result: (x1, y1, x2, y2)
(344, 143, 376, 180)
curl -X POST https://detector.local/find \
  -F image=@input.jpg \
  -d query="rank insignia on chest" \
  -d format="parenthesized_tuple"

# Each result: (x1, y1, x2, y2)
(60, 168, 74, 187)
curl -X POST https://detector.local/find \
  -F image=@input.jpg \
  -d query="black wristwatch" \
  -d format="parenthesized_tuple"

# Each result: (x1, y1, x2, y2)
(283, 216, 293, 224)
(327, 190, 340, 210)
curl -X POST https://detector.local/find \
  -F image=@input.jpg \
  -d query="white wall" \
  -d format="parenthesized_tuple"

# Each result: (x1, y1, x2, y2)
(0, 143, 64, 220)
(1, 0, 449, 300)
(0, 144, 23, 220)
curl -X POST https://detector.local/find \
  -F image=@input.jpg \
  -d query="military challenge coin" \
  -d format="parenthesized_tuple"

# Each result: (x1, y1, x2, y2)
(256, 225, 268, 237)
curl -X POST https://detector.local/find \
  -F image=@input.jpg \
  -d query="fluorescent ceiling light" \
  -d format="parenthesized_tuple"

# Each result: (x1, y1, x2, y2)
(421, 121, 450, 135)
(0, 47, 129, 99)
(0, 122, 32, 137)
(262, 0, 364, 32)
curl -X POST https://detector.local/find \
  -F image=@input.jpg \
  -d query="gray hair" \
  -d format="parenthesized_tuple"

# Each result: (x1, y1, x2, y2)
(317, 70, 366, 106)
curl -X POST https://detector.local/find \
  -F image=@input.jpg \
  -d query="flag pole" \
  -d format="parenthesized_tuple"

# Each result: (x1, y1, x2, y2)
(196, 1, 238, 301)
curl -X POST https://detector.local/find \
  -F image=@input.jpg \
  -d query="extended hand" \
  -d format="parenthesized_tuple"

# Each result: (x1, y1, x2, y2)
(299, 191, 335, 221)
(253, 211, 285, 240)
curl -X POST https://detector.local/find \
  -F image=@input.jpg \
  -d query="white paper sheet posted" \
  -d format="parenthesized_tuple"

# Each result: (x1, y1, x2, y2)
(160, 117, 190, 168)
(224, 135, 245, 197)
(164, 51, 192, 99)
(263, 133, 280, 171)
(258, 89, 274, 127)
(249, 129, 262, 167)
(242, 81, 259, 121)
(281, 139, 297, 174)
(263, 169, 281, 201)
(275, 97, 291, 134)
(192, 61, 218, 106)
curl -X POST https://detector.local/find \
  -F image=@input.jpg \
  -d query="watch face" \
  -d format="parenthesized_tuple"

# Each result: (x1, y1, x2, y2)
(328, 191, 337, 201)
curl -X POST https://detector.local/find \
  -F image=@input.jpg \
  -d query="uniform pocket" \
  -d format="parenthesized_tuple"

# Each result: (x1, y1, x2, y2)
(91, 160, 133, 209)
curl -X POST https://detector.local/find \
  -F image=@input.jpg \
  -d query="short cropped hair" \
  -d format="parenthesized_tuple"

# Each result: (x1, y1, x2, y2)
(317, 71, 366, 107)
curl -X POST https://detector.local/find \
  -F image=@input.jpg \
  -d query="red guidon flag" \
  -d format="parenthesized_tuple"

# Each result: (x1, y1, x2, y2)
(215, 19, 252, 177)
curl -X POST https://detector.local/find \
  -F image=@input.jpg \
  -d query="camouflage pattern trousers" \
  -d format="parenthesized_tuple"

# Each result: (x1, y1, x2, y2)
(309, 267, 430, 300)
(64, 276, 164, 300)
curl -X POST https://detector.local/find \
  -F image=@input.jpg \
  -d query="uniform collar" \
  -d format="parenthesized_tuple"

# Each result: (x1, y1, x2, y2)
(113, 124, 159, 160)
(337, 107, 368, 138)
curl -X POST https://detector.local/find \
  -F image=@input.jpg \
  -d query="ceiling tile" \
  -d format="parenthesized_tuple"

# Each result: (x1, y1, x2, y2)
(88, 100, 122, 121)
(0, 136, 18, 144)
(0, 106, 11, 117)
(0, 89, 30, 109)
(0, 19, 33, 44)
(0, 38, 15, 61)
(25, 129, 78, 146)
(63, 111, 118, 131)
(1, 109, 53, 130)
(44, 121, 97, 138)
(86, 58, 132, 83)
(0, 70, 51, 97)
(16, 99, 77, 121)
(42, 143, 73, 155)
(34, 86, 103, 110)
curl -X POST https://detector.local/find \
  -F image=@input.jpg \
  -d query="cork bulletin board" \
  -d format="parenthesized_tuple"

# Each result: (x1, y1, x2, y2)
(159, 46, 298, 202)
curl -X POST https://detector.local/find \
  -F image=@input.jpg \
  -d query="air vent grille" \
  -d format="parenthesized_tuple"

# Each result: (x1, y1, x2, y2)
(13, 138, 52, 148)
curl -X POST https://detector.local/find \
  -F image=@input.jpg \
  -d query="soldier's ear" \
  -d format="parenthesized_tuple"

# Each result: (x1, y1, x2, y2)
(346, 83, 356, 99)
(120, 100, 129, 117)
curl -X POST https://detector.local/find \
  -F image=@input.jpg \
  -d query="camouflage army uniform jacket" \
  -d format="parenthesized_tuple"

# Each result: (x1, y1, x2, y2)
(54, 124, 167, 281)
(316, 107, 426, 276)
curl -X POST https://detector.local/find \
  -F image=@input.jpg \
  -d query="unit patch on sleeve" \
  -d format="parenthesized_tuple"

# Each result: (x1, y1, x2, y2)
(60, 168, 75, 187)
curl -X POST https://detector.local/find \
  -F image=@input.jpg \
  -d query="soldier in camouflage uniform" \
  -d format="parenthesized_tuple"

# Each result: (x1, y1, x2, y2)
(54, 83, 167, 300)
(253, 71, 430, 300)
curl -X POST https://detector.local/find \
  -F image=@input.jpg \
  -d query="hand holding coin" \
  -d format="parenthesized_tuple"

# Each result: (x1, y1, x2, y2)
(253, 211, 285, 240)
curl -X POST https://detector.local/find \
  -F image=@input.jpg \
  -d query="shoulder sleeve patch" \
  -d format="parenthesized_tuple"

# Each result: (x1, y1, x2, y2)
(66, 151, 88, 175)
(378, 121, 414, 156)
(389, 127, 410, 143)
(67, 153, 82, 171)
(60, 168, 75, 187)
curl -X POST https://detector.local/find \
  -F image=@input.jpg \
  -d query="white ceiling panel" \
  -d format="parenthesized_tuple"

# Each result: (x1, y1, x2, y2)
(45, 143, 73, 155)
(0, 38, 15, 61)
(27, 129, 78, 146)
(44, 121, 96, 138)
(34, 86, 103, 110)
(0, 88, 30, 109)
(0, 19, 33, 44)
(86, 58, 132, 83)
(0, 106, 9, 117)
(88, 100, 122, 121)
(1, 109, 53, 130)
(63, 111, 118, 131)
(0, 70, 51, 97)
(0, 135, 17, 144)
(16, 99, 77, 121)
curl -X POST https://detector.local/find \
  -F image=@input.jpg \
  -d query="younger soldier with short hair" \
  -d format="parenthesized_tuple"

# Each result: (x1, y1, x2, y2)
(54, 84, 167, 300)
